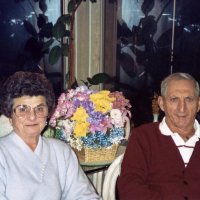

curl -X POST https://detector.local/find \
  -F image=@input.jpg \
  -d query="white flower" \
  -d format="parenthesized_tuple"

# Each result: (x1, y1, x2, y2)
(109, 136, 124, 144)
(110, 109, 124, 128)
(70, 137, 83, 151)
(58, 119, 75, 141)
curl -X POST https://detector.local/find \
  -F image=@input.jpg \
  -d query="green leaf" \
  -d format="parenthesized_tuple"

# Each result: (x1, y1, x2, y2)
(39, 0, 47, 13)
(37, 14, 48, 28)
(49, 46, 62, 65)
(68, 0, 76, 13)
(81, 79, 89, 85)
(57, 14, 71, 26)
(141, 0, 154, 15)
(58, 30, 71, 38)
(61, 44, 69, 56)
(87, 73, 113, 85)
(52, 22, 66, 39)
(42, 38, 54, 51)
(70, 79, 79, 89)
(64, 30, 71, 37)
(39, 22, 53, 38)
(23, 20, 37, 37)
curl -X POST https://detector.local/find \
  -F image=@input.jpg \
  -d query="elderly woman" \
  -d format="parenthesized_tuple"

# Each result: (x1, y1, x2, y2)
(0, 71, 101, 200)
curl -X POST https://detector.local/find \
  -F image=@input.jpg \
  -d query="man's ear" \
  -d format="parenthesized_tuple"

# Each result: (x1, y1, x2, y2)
(198, 97, 200, 112)
(157, 96, 165, 112)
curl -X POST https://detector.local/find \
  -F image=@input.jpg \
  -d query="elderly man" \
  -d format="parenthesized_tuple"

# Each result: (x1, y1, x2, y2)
(118, 72, 200, 200)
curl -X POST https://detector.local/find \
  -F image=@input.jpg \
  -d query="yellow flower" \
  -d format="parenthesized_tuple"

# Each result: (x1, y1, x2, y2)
(71, 106, 89, 137)
(90, 90, 116, 113)
(73, 121, 90, 137)
(71, 106, 89, 122)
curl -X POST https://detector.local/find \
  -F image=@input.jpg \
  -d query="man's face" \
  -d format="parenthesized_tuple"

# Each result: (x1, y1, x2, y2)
(158, 79, 200, 132)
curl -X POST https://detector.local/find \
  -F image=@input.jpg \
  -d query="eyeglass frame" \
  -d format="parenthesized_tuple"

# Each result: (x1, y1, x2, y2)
(12, 104, 49, 118)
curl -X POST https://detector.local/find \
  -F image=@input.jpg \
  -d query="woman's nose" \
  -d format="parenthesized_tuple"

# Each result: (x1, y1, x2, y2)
(27, 108, 37, 119)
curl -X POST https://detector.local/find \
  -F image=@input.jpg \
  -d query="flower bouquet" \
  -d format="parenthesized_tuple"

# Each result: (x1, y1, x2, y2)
(48, 86, 131, 163)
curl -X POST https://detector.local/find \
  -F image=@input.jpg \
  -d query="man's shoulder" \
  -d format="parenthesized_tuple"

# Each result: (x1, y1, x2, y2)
(134, 122, 160, 132)
(128, 122, 169, 149)
(132, 122, 161, 139)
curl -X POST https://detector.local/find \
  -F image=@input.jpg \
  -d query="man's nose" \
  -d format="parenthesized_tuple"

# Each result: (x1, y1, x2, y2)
(177, 100, 186, 112)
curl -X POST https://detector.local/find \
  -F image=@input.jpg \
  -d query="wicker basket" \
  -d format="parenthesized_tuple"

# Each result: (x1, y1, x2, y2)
(73, 144, 119, 164)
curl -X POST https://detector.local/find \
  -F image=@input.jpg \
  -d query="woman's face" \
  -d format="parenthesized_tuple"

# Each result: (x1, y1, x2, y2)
(10, 95, 48, 140)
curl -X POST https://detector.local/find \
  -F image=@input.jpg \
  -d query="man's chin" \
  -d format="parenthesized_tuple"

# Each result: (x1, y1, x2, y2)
(175, 119, 191, 129)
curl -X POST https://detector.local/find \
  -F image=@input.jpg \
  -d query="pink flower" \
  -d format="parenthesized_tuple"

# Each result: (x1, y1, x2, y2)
(49, 86, 132, 149)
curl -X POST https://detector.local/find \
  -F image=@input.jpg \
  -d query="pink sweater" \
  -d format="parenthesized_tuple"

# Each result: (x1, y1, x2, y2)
(117, 122, 200, 200)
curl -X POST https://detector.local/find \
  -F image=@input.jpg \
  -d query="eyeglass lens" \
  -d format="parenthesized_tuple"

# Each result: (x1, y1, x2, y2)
(13, 104, 48, 118)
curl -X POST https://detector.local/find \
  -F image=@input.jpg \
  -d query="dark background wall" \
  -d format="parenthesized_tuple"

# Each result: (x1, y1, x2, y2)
(116, 0, 200, 126)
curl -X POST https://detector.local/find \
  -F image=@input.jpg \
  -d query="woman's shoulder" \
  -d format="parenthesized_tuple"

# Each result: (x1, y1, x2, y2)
(43, 136, 67, 146)
(42, 137, 77, 166)
(0, 131, 14, 144)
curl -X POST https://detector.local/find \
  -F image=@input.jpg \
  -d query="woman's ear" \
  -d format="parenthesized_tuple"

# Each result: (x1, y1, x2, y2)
(157, 96, 165, 112)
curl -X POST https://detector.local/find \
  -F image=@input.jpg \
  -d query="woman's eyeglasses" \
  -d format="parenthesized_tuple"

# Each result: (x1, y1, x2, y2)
(13, 104, 48, 118)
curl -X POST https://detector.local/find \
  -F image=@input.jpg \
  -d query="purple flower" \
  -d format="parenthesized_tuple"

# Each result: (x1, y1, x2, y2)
(49, 85, 131, 149)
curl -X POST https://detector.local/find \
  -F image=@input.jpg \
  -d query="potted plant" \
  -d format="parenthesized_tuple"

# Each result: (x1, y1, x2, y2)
(46, 85, 131, 164)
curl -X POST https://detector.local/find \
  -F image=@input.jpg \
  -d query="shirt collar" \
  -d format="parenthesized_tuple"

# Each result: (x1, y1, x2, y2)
(159, 117, 200, 138)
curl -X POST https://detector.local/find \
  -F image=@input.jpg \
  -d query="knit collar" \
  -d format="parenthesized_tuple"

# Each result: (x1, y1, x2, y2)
(159, 117, 200, 138)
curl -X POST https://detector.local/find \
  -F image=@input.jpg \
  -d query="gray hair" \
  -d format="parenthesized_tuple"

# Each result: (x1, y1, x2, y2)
(161, 72, 200, 97)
